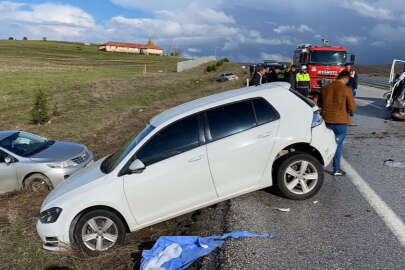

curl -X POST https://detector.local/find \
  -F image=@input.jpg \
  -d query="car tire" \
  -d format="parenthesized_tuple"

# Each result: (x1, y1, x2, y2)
(24, 173, 53, 192)
(74, 209, 126, 254)
(275, 152, 324, 200)
(392, 109, 405, 121)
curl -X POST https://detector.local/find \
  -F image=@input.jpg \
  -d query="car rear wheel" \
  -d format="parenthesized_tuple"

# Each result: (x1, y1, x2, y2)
(24, 173, 52, 192)
(74, 209, 126, 253)
(276, 153, 324, 200)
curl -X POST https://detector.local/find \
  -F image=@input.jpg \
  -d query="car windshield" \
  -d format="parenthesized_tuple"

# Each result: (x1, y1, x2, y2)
(0, 132, 52, 157)
(225, 73, 233, 76)
(101, 125, 155, 174)
(310, 51, 347, 66)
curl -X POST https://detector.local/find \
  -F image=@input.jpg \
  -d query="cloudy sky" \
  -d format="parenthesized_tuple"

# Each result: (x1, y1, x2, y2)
(0, 0, 404, 64)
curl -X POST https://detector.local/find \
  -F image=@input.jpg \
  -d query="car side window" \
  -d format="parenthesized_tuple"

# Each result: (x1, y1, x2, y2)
(136, 115, 200, 166)
(253, 98, 280, 125)
(207, 100, 256, 141)
(0, 150, 7, 163)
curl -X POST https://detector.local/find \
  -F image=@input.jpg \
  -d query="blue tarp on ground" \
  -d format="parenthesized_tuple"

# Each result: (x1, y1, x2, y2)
(140, 231, 275, 270)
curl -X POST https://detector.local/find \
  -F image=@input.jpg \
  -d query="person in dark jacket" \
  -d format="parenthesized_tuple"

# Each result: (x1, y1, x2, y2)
(286, 65, 297, 89)
(249, 66, 266, 86)
(345, 63, 358, 97)
(262, 66, 271, 83)
(268, 67, 281, 83)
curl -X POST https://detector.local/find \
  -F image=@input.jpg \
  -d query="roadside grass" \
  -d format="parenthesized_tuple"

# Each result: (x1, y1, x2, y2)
(0, 40, 249, 269)
(356, 64, 390, 79)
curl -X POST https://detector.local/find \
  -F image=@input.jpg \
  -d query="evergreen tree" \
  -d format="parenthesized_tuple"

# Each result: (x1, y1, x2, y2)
(31, 89, 49, 124)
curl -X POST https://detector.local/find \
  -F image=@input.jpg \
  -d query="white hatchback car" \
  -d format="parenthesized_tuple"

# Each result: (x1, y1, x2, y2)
(37, 82, 336, 252)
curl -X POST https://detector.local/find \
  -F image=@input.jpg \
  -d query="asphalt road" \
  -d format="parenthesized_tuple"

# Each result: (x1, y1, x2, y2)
(196, 85, 405, 270)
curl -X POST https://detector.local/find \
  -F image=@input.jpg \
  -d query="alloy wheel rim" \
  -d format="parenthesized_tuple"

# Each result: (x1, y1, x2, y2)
(30, 178, 49, 192)
(81, 216, 118, 251)
(283, 160, 318, 195)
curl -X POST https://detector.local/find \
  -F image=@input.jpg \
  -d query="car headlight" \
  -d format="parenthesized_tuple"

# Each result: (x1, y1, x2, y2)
(40, 207, 62, 224)
(47, 160, 77, 168)
(312, 110, 323, 128)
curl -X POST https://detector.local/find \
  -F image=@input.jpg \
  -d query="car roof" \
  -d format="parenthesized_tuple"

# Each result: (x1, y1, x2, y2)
(150, 82, 289, 127)
(0, 131, 17, 141)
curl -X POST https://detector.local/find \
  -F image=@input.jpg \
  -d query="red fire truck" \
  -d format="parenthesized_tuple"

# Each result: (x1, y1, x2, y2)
(293, 40, 355, 92)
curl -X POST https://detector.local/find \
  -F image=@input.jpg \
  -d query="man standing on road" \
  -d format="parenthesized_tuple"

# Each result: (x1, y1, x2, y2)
(345, 63, 358, 97)
(287, 65, 297, 89)
(249, 66, 266, 86)
(296, 65, 311, 96)
(319, 70, 357, 176)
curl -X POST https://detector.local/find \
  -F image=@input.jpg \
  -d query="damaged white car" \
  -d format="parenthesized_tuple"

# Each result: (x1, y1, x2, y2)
(385, 59, 405, 120)
(37, 83, 336, 253)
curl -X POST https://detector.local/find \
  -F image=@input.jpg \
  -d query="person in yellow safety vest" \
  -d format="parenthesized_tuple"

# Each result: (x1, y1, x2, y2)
(278, 64, 287, 80)
(296, 65, 311, 97)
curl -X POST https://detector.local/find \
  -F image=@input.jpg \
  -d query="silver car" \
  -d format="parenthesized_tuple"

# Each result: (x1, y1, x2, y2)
(0, 131, 93, 194)
(217, 72, 239, 82)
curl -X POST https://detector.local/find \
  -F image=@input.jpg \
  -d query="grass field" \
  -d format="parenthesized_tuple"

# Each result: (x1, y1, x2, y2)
(356, 64, 391, 78)
(0, 40, 248, 269)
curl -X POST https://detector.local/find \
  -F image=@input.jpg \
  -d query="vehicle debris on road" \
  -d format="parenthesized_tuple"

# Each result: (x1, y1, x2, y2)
(274, 208, 291, 212)
(384, 159, 405, 168)
(141, 231, 275, 270)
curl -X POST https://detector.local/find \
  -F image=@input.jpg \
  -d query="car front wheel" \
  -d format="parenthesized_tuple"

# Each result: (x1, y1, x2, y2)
(276, 153, 324, 200)
(74, 209, 126, 253)
(24, 173, 52, 192)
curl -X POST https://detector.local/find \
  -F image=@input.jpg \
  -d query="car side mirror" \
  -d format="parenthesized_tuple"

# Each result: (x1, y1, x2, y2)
(4, 156, 12, 165)
(128, 159, 146, 174)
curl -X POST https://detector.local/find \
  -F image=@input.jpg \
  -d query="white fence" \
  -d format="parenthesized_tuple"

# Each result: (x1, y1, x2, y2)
(177, 56, 216, 72)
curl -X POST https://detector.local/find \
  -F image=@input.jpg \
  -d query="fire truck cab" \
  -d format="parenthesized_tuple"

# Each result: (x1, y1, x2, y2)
(293, 41, 355, 92)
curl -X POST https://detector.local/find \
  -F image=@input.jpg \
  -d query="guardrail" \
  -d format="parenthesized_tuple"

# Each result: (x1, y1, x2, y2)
(359, 76, 390, 89)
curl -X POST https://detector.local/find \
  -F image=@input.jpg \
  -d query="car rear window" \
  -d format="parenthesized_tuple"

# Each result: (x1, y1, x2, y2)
(207, 101, 256, 141)
(289, 89, 315, 107)
(253, 98, 280, 125)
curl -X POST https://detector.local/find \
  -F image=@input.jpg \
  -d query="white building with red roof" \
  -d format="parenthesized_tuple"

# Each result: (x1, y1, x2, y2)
(99, 42, 163, 56)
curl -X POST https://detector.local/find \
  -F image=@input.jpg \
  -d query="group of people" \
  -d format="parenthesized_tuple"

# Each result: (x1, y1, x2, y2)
(250, 62, 359, 177)
(249, 64, 313, 97)
(250, 65, 293, 85)
(249, 63, 358, 99)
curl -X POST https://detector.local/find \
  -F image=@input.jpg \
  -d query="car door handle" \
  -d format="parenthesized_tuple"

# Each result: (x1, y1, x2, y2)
(188, 155, 204, 163)
(257, 132, 272, 139)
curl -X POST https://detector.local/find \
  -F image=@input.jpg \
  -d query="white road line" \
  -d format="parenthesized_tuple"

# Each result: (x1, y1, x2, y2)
(342, 157, 405, 247)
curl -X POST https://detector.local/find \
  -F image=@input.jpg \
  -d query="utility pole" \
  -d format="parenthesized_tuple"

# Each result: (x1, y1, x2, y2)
(214, 47, 220, 60)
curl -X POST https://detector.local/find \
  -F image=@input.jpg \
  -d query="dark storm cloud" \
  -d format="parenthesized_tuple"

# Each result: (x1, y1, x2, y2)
(1, 0, 404, 64)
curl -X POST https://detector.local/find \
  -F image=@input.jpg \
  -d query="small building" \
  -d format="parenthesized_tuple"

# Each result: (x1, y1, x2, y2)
(99, 42, 163, 56)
